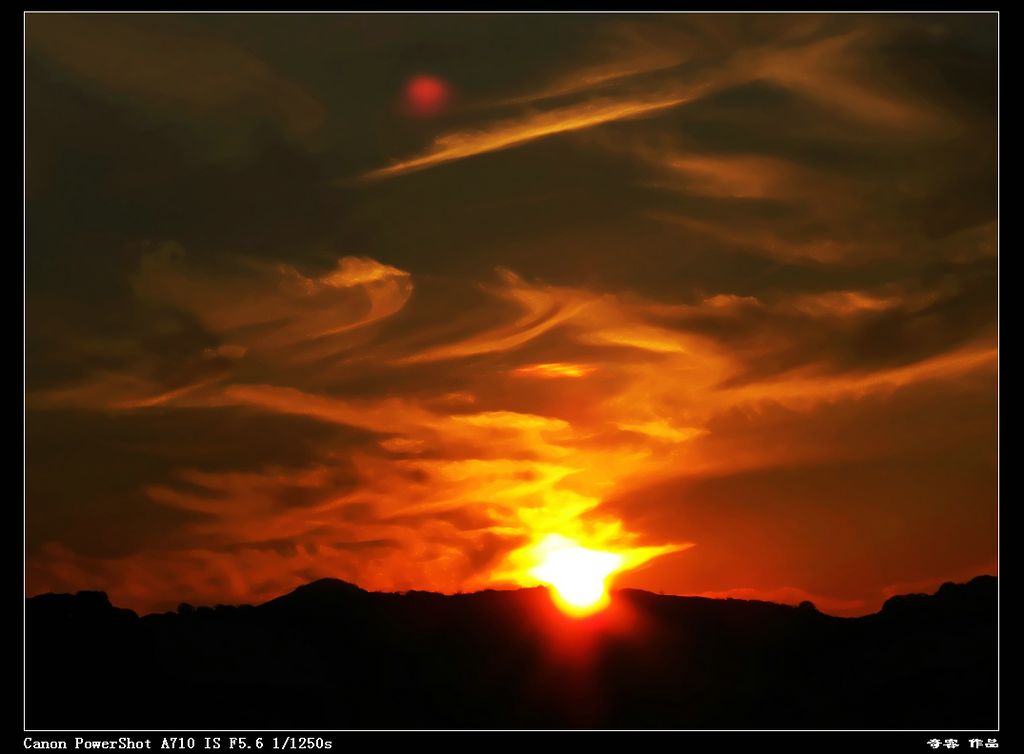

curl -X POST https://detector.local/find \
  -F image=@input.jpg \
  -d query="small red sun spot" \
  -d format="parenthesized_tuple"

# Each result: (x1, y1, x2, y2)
(404, 74, 451, 118)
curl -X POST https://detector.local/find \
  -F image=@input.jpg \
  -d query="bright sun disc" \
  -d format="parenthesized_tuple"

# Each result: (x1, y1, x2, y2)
(530, 536, 625, 617)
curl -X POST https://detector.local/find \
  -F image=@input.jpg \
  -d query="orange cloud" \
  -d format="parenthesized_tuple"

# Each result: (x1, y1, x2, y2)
(513, 363, 596, 379)
(492, 21, 694, 107)
(649, 212, 854, 264)
(395, 269, 593, 363)
(134, 248, 413, 355)
(754, 30, 947, 131)
(363, 93, 698, 180)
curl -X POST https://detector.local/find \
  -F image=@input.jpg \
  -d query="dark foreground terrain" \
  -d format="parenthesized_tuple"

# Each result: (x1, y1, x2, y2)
(26, 575, 996, 729)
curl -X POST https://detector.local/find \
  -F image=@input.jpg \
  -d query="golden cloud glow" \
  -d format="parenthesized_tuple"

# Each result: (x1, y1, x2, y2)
(396, 269, 592, 363)
(618, 421, 708, 443)
(513, 362, 596, 379)
(27, 257, 995, 615)
(581, 324, 691, 353)
(133, 250, 414, 362)
(364, 93, 697, 180)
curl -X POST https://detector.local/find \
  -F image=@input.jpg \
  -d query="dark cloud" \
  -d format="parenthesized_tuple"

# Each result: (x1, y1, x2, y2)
(26, 408, 373, 558)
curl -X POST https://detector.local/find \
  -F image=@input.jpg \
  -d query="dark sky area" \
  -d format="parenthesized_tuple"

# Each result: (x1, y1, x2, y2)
(26, 13, 997, 615)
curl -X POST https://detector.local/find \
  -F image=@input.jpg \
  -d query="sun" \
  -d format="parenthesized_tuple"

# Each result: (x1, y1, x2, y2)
(529, 535, 625, 617)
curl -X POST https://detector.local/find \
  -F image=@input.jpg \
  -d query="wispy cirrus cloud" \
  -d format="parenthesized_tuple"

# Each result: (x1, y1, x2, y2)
(363, 92, 697, 180)
(364, 26, 948, 182)
(490, 21, 696, 107)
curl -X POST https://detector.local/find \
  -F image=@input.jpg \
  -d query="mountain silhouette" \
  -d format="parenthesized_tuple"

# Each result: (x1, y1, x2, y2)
(25, 575, 996, 729)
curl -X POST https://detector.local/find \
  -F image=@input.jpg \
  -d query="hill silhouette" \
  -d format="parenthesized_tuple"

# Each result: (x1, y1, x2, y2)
(26, 576, 996, 729)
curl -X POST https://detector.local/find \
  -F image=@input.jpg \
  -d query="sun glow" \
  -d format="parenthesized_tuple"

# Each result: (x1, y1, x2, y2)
(529, 534, 625, 616)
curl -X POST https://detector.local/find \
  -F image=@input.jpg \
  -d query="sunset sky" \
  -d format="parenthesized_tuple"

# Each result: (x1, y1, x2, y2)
(26, 13, 997, 616)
